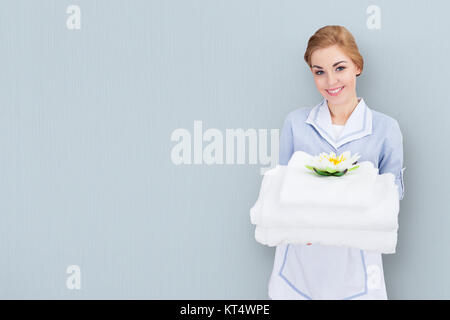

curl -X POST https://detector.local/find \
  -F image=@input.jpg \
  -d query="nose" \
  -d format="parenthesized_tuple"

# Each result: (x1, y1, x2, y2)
(327, 73, 339, 87)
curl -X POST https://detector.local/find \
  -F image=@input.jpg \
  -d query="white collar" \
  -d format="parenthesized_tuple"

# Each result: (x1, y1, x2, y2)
(305, 97, 373, 150)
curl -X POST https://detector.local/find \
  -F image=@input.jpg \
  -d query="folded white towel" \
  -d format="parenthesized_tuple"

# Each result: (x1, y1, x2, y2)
(250, 165, 399, 230)
(254, 225, 398, 253)
(279, 151, 378, 209)
(249, 151, 400, 253)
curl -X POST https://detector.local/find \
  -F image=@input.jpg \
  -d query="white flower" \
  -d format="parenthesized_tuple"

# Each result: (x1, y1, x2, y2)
(305, 151, 361, 176)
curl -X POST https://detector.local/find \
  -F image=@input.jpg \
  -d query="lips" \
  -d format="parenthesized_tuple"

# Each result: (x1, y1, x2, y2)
(326, 86, 344, 96)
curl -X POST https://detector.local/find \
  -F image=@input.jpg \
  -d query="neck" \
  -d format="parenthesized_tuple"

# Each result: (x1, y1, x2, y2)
(327, 96, 360, 125)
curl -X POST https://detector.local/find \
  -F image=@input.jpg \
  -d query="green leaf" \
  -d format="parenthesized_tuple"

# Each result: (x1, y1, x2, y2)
(313, 168, 333, 176)
(347, 165, 359, 172)
(325, 166, 337, 173)
(332, 168, 348, 176)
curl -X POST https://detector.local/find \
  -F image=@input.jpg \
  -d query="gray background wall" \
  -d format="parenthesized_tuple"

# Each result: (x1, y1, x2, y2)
(0, 0, 448, 299)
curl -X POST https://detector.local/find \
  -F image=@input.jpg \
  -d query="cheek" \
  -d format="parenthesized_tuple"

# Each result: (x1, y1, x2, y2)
(343, 72, 356, 85)
(314, 77, 326, 89)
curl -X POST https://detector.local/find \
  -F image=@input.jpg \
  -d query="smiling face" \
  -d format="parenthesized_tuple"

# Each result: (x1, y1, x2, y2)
(310, 44, 361, 105)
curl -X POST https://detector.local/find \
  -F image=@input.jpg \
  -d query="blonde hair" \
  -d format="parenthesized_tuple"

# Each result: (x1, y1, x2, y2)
(304, 25, 364, 77)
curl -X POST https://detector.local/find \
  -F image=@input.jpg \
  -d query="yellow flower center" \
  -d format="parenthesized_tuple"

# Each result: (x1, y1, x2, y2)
(326, 154, 346, 165)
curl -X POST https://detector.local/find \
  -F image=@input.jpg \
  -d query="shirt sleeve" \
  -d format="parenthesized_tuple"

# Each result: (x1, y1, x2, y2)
(378, 120, 405, 200)
(279, 114, 295, 166)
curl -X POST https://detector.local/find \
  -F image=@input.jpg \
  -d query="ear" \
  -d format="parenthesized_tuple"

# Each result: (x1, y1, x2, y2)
(355, 66, 361, 76)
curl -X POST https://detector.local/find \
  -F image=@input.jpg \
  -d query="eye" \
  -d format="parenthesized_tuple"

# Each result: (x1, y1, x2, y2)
(315, 66, 346, 75)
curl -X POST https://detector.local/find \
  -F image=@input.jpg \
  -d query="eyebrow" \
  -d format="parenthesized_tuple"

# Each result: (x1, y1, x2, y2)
(311, 61, 347, 69)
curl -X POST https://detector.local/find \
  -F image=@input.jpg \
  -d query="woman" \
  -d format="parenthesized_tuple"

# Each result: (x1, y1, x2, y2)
(268, 25, 405, 300)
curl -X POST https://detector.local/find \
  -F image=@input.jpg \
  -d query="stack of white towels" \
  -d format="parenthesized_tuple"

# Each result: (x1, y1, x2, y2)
(250, 151, 400, 254)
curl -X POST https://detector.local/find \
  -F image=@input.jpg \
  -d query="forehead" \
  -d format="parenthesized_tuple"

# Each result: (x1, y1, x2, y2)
(310, 45, 349, 65)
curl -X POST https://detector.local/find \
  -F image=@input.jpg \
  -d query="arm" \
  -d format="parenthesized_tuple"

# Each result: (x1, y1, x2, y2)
(378, 120, 405, 200)
(279, 115, 295, 166)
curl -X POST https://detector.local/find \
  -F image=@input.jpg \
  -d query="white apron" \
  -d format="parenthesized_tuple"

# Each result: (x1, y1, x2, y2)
(268, 243, 387, 300)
